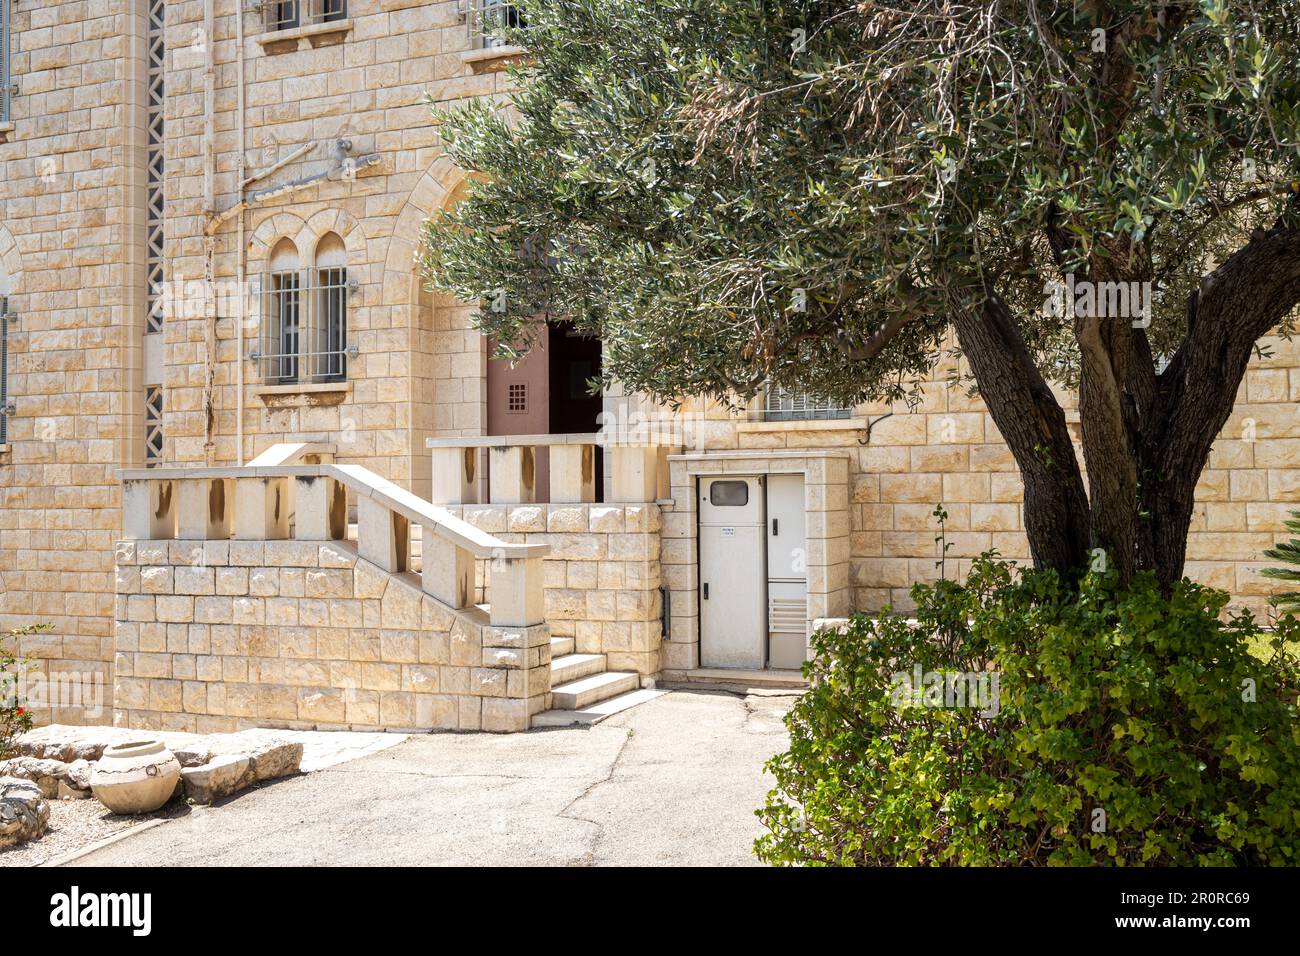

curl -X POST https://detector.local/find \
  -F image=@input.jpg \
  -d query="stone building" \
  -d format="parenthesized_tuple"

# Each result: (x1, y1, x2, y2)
(0, 1, 1297, 731)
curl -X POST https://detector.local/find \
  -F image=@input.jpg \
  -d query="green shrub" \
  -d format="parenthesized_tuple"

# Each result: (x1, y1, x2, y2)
(1, 625, 46, 759)
(1261, 508, 1300, 614)
(756, 558, 1300, 866)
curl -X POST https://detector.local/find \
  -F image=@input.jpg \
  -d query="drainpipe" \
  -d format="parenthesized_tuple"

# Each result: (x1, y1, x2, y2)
(200, 0, 217, 464)
(236, 0, 247, 465)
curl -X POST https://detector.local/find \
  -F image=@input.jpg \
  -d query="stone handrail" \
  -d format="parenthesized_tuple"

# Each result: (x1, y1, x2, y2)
(118, 455, 547, 628)
(426, 432, 676, 506)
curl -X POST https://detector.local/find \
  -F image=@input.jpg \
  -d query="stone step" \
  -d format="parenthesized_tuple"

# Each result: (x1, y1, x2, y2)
(550, 671, 640, 711)
(549, 636, 575, 658)
(532, 689, 667, 728)
(550, 652, 606, 685)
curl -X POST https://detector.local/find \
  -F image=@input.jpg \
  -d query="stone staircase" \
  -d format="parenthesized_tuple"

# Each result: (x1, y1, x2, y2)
(350, 522, 655, 729)
(531, 635, 653, 727)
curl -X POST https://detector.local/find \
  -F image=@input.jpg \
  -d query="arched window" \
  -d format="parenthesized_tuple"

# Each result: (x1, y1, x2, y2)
(264, 238, 301, 384)
(314, 233, 348, 383)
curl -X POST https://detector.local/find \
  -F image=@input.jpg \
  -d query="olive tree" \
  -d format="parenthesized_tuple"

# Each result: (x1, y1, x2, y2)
(423, 0, 1300, 589)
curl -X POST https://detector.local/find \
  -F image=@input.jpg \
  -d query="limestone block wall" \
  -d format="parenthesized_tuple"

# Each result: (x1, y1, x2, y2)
(684, 332, 1300, 618)
(659, 452, 852, 677)
(0, 0, 146, 724)
(446, 503, 664, 677)
(159, 0, 512, 496)
(112, 537, 550, 734)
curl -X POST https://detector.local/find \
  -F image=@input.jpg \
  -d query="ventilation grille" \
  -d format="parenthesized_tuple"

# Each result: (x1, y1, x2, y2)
(145, 385, 163, 466)
(145, 0, 165, 334)
(768, 597, 807, 635)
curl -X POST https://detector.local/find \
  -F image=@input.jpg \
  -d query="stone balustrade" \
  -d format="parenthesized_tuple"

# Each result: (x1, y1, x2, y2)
(426, 433, 677, 506)
(120, 451, 548, 631)
(115, 445, 554, 732)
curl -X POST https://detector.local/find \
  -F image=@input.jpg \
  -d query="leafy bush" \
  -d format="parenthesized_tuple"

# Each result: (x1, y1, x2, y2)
(1261, 508, 1300, 614)
(1, 625, 45, 759)
(756, 558, 1300, 866)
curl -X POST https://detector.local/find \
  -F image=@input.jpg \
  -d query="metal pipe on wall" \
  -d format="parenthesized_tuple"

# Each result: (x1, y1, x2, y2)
(236, 0, 247, 465)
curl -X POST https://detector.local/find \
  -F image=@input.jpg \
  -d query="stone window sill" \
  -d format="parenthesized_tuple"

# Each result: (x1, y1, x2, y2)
(255, 381, 350, 406)
(736, 418, 866, 433)
(463, 44, 526, 73)
(255, 19, 352, 51)
(0, 122, 13, 142)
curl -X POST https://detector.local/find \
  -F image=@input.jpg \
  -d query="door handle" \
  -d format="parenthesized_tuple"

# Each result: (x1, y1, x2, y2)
(703, 583, 709, 600)
(772, 518, 778, 536)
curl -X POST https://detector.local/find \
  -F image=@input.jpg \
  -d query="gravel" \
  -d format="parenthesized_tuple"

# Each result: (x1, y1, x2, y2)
(0, 793, 188, 867)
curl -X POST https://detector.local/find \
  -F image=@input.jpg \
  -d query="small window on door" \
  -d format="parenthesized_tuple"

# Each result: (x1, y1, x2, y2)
(507, 383, 527, 413)
(709, 481, 749, 506)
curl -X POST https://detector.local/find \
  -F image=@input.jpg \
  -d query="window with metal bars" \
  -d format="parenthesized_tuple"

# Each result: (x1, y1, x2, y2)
(1, 0, 11, 126)
(145, 386, 163, 466)
(461, 0, 528, 49)
(264, 0, 347, 32)
(256, 235, 351, 385)
(763, 386, 853, 422)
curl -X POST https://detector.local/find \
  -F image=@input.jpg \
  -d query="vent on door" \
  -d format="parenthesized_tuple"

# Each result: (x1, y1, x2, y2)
(768, 597, 807, 635)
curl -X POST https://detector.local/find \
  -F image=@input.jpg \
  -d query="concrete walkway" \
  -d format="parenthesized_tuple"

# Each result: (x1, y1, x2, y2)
(66, 688, 794, 867)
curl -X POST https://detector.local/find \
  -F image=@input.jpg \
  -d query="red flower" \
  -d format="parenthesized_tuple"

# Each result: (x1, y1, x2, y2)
(15, 707, 26, 716)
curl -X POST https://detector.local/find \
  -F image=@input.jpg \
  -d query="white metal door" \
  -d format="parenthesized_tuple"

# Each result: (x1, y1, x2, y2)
(766, 474, 808, 669)
(699, 476, 766, 669)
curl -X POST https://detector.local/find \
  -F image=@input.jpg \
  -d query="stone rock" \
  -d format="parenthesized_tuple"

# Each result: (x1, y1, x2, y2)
(16, 724, 137, 762)
(58, 780, 92, 800)
(0, 777, 50, 848)
(181, 755, 252, 805)
(171, 745, 214, 769)
(244, 741, 303, 783)
(0, 756, 70, 798)
(65, 759, 93, 792)
(179, 736, 303, 805)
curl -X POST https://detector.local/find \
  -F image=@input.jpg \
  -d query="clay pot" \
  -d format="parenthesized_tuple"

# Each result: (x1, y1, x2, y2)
(90, 740, 181, 814)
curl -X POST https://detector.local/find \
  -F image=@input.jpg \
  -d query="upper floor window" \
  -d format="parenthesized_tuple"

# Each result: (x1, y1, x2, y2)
(462, 0, 528, 49)
(763, 386, 852, 423)
(256, 234, 352, 386)
(264, 0, 347, 32)
(1, 0, 13, 125)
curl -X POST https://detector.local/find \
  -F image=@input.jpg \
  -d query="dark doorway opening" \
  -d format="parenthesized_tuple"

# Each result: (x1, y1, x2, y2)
(547, 320, 603, 501)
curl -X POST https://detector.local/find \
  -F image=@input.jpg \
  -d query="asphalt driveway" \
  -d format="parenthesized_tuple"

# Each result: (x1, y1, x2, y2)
(66, 688, 795, 867)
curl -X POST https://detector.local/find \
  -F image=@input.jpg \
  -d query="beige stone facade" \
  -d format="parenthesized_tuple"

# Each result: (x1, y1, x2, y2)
(1, 1, 1297, 729)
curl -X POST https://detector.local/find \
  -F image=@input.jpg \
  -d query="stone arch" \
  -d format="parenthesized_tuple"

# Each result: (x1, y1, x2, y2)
(248, 211, 309, 266)
(382, 155, 472, 297)
(0, 222, 24, 296)
(387, 158, 479, 498)
(298, 208, 365, 266)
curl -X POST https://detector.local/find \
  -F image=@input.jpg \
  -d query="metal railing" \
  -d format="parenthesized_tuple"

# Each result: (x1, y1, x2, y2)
(262, 0, 348, 32)
(254, 268, 354, 385)
(461, 0, 528, 49)
(763, 387, 853, 423)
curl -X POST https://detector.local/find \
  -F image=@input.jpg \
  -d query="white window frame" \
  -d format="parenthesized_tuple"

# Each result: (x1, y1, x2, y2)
(264, 0, 348, 33)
